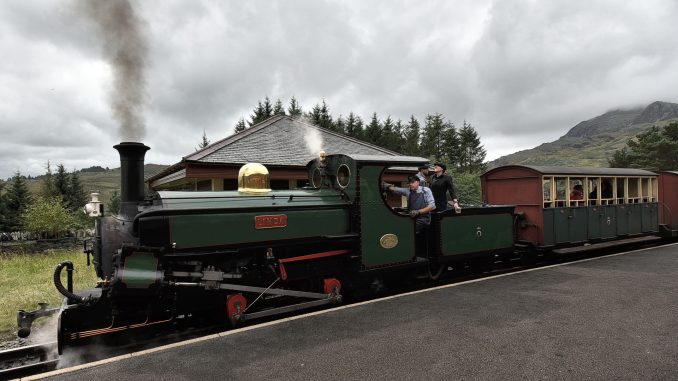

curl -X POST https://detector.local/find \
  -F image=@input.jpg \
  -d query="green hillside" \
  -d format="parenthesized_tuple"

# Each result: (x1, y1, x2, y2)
(491, 101, 678, 168)
(24, 164, 168, 208)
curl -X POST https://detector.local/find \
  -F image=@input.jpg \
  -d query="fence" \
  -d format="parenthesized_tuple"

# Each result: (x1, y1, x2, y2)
(0, 229, 95, 242)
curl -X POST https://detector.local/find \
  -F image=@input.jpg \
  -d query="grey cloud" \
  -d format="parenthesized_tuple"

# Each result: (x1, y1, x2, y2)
(2, 0, 678, 178)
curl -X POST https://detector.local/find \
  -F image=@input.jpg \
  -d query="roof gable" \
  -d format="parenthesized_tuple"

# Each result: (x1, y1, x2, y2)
(186, 115, 400, 166)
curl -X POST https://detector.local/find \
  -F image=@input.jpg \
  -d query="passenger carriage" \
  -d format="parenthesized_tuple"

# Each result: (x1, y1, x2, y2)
(481, 166, 661, 251)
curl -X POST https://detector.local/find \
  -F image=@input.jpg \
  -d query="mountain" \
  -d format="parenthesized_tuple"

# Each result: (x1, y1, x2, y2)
(491, 101, 678, 168)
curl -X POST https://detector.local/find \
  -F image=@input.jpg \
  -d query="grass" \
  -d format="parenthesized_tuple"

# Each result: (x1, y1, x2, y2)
(0, 249, 100, 341)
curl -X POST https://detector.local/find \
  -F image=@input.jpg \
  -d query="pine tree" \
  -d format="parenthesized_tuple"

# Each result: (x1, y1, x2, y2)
(403, 115, 421, 156)
(420, 113, 448, 161)
(198, 129, 210, 149)
(442, 121, 460, 169)
(248, 97, 274, 126)
(67, 171, 87, 212)
(345, 112, 364, 139)
(334, 115, 346, 134)
(393, 119, 406, 154)
(262, 96, 273, 119)
(273, 98, 286, 116)
(288, 96, 302, 117)
(5, 171, 31, 231)
(0, 185, 7, 231)
(234, 117, 247, 133)
(457, 121, 486, 173)
(364, 113, 382, 146)
(54, 163, 69, 199)
(308, 99, 333, 130)
(41, 161, 58, 199)
(381, 116, 396, 150)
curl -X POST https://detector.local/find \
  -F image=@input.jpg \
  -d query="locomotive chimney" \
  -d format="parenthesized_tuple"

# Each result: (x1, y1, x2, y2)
(114, 142, 150, 218)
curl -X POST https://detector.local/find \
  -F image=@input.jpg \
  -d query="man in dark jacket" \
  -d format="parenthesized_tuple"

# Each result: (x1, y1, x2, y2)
(430, 162, 459, 212)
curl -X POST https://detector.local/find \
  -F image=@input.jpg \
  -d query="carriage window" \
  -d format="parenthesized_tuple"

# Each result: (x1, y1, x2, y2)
(600, 177, 614, 204)
(616, 178, 626, 204)
(587, 178, 599, 205)
(650, 178, 658, 202)
(568, 177, 585, 206)
(543, 177, 553, 208)
(555, 177, 567, 207)
(641, 178, 656, 202)
(627, 177, 640, 203)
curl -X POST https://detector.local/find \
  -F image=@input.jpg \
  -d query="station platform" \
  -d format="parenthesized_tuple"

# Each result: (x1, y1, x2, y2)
(30, 243, 678, 380)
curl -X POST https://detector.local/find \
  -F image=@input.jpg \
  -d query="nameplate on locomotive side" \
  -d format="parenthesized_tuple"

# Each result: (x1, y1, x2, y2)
(255, 214, 288, 229)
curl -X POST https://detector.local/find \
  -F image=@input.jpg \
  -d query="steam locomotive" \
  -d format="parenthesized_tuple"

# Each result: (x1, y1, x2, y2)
(16, 142, 678, 352)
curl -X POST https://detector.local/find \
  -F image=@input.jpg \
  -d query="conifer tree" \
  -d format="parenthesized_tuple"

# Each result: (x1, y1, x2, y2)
(381, 116, 396, 150)
(234, 117, 247, 133)
(54, 163, 70, 199)
(5, 171, 31, 231)
(308, 99, 334, 130)
(288, 96, 302, 117)
(457, 121, 486, 173)
(345, 112, 364, 139)
(442, 121, 460, 169)
(420, 113, 448, 161)
(249, 97, 274, 126)
(334, 115, 346, 134)
(67, 171, 87, 212)
(198, 130, 210, 149)
(364, 113, 382, 146)
(403, 115, 421, 156)
(41, 161, 58, 199)
(273, 99, 286, 116)
(0, 184, 7, 231)
(393, 119, 406, 153)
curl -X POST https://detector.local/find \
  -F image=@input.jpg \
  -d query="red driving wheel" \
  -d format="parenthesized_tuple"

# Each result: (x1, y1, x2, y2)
(323, 278, 341, 294)
(226, 294, 247, 326)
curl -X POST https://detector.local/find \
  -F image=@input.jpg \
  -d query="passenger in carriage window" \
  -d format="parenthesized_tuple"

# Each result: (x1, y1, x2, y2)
(570, 184, 583, 200)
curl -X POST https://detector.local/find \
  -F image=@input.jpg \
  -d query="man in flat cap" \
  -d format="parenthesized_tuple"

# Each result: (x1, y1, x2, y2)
(430, 162, 459, 212)
(386, 175, 436, 235)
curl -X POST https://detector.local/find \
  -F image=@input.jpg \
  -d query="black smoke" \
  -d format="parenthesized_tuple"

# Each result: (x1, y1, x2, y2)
(80, 0, 148, 142)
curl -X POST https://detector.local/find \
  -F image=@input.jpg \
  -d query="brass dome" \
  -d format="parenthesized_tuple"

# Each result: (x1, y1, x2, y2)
(238, 163, 271, 193)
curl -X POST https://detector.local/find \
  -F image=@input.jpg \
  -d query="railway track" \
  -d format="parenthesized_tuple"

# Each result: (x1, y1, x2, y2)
(0, 341, 58, 379)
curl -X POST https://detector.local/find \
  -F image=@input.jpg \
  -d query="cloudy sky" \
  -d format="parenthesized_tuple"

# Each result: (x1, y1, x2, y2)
(2, 0, 678, 179)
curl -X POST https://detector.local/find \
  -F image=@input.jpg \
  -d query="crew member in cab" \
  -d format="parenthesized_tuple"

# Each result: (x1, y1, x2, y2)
(386, 176, 436, 236)
(415, 165, 433, 187)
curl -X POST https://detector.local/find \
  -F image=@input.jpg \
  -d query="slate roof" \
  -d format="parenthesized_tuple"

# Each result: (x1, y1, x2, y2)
(186, 115, 399, 165)
(148, 115, 402, 183)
